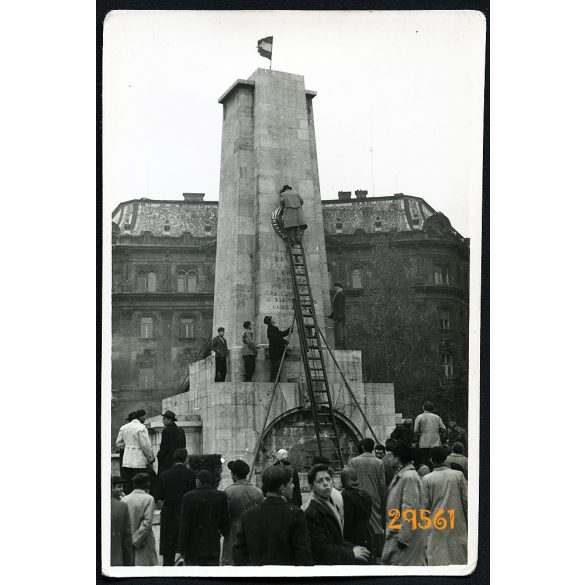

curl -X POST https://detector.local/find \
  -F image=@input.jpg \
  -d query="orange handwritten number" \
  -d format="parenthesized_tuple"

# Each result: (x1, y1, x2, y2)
(448, 509, 455, 529)
(388, 508, 402, 530)
(418, 509, 431, 529)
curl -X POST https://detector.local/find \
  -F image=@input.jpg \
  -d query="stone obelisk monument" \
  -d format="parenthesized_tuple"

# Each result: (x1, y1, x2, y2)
(158, 69, 395, 481)
(213, 68, 332, 352)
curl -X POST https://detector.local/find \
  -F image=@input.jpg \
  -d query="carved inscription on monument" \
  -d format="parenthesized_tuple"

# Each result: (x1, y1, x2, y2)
(266, 254, 294, 312)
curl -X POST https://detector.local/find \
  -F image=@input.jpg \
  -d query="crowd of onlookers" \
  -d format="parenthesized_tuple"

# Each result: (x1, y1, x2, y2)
(111, 400, 468, 567)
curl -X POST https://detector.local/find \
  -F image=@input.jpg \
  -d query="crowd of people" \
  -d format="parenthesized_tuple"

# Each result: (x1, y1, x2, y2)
(111, 400, 468, 567)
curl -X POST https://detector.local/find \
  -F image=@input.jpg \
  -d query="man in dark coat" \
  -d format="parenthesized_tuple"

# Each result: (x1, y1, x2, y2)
(111, 476, 133, 566)
(178, 469, 230, 566)
(232, 465, 313, 566)
(391, 419, 414, 446)
(273, 448, 302, 507)
(156, 448, 197, 566)
(304, 464, 370, 565)
(156, 411, 186, 477)
(340, 467, 376, 562)
(264, 315, 292, 382)
(328, 282, 347, 349)
(211, 327, 229, 382)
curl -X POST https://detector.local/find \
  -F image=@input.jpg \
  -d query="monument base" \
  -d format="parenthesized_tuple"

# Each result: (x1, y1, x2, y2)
(147, 347, 395, 488)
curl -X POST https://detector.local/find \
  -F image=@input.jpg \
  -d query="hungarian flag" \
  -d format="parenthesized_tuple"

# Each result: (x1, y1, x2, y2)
(257, 36, 273, 60)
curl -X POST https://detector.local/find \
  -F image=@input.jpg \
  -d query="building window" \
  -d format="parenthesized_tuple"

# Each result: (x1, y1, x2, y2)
(439, 309, 451, 330)
(178, 271, 197, 292)
(164, 224, 170, 231)
(181, 318, 195, 338)
(140, 317, 154, 339)
(138, 367, 155, 389)
(335, 221, 343, 234)
(442, 266, 450, 285)
(433, 265, 443, 285)
(147, 272, 157, 292)
(187, 272, 197, 292)
(137, 273, 147, 292)
(351, 268, 362, 289)
(441, 353, 454, 379)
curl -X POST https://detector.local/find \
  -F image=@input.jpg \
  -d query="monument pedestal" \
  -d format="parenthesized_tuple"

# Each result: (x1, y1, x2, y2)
(149, 347, 395, 487)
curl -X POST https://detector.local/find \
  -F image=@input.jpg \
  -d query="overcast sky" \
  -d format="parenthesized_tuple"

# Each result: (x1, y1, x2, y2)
(103, 10, 485, 236)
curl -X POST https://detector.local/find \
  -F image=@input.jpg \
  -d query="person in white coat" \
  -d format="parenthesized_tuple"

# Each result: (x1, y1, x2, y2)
(116, 409, 155, 495)
(422, 446, 467, 566)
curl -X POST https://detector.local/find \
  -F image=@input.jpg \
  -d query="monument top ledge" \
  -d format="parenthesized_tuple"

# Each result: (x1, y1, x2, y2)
(217, 69, 317, 104)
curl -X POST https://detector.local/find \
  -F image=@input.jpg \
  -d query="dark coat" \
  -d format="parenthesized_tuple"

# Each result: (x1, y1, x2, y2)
(232, 496, 313, 566)
(156, 464, 197, 557)
(111, 497, 133, 566)
(305, 497, 355, 564)
(178, 486, 230, 564)
(329, 289, 346, 321)
(157, 423, 186, 476)
(211, 335, 229, 358)
(391, 424, 413, 445)
(341, 487, 376, 559)
(273, 461, 302, 507)
(266, 324, 291, 360)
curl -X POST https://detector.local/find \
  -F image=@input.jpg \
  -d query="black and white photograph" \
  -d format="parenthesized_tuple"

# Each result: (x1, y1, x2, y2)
(101, 9, 486, 577)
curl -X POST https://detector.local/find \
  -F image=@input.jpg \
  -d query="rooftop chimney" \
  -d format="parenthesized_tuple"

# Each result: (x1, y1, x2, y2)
(338, 191, 351, 201)
(183, 193, 205, 202)
(355, 189, 368, 199)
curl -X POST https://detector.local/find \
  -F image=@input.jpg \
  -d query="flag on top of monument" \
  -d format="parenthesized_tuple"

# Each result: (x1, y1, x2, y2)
(257, 36, 273, 60)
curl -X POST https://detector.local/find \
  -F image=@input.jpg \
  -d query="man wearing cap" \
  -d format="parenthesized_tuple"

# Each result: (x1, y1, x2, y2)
(382, 441, 427, 566)
(178, 469, 230, 566)
(121, 472, 158, 566)
(156, 411, 186, 477)
(116, 409, 155, 495)
(221, 459, 264, 565)
(211, 326, 229, 382)
(156, 448, 197, 566)
(273, 448, 302, 507)
(279, 184, 307, 245)
(264, 315, 292, 382)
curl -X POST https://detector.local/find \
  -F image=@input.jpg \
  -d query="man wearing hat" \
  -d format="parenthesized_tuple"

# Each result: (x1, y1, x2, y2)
(381, 440, 427, 566)
(157, 411, 186, 477)
(178, 469, 230, 566)
(264, 315, 292, 382)
(221, 459, 264, 565)
(279, 184, 307, 245)
(116, 409, 155, 495)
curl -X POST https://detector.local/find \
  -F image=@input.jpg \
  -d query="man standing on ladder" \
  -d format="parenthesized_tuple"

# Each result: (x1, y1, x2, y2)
(328, 282, 347, 349)
(279, 184, 307, 245)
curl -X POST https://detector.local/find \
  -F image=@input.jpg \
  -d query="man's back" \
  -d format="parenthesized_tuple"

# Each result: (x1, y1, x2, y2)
(341, 487, 374, 557)
(232, 496, 313, 566)
(116, 420, 153, 468)
(179, 487, 230, 564)
(348, 453, 385, 535)
(445, 453, 468, 477)
(414, 412, 445, 448)
(222, 481, 264, 565)
(157, 465, 197, 505)
(121, 489, 158, 566)
(422, 467, 467, 565)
